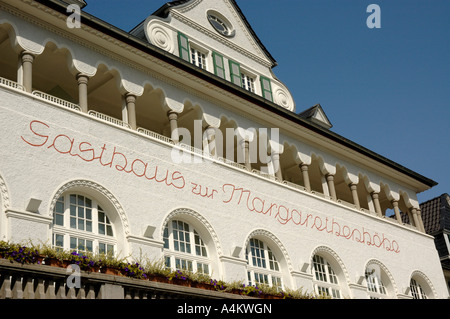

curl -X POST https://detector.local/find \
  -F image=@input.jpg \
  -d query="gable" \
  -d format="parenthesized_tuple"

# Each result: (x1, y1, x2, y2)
(130, 0, 295, 112)
(150, 0, 276, 68)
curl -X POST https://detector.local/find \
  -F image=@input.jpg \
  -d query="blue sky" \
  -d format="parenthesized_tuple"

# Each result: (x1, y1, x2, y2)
(83, 0, 449, 203)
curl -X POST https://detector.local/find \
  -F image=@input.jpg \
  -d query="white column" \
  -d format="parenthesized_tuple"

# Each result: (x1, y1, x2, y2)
(271, 151, 282, 181)
(240, 139, 251, 170)
(391, 200, 403, 224)
(168, 111, 179, 143)
(300, 164, 311, 192)
(203, 125, 217, 157)
(326, 174, 337, 201)
(125, 93, 137, 130)
(20, 51, 34, 93)
(371, 192, 383, 217)
(349, 183, 360, 209)
(76, 73, 89, 113)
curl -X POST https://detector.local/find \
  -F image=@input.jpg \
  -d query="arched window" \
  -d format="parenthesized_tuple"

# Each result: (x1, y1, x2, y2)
(52, 194, 116, 254)
(365, 266, 388, 299)
(312, 255, 342, 298)
(246, 238, 283, 291)
(410, 278, 427, 299)
(163, 220, 210, 274)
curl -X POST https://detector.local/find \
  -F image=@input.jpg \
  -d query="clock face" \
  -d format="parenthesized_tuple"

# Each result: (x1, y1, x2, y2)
(208, 14, 234, 37)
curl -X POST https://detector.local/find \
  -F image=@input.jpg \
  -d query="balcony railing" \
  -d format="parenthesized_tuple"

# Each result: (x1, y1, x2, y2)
(0, 77, 25, 92)
(32, 90, 82, 112)
(88, 110, 131, 129)
(0, 259, 249, 299)
(137, 127, 175, 145)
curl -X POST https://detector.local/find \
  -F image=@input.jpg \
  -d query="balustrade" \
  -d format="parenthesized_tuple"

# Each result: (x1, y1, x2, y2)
(0, 259, 245, 299)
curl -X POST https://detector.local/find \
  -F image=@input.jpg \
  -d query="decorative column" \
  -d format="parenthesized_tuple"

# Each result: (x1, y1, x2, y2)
(125, 93, 137, 130)
(371, 192, 383, 217)
(391, 200, 403, 224)
(271, 151, 283, 181)
(239, 139, 251, 170)
(417, 209, 425, 233)
(21, 51, 34, 93)
(300, 164, 311, 192)
(76, 73, 89, 113)
(326, 174, 337, 201)
(203, 125, 217, 157)
(349, 183, 361, 210)
(410, 208, 425, 232)
(167, 111, 179, 143)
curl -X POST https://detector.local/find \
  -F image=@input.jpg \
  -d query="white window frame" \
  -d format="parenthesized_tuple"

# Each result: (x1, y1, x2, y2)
(312, 255, 342, 299)
(365, 268, 388, 299)
(241, 72, 255, 93)
(410, 278, 428, 299)
(163, 220, 210, 275)
(246, 238, 283, 291)
(52, 193, 116, 255)
(190, 44, 208, 71)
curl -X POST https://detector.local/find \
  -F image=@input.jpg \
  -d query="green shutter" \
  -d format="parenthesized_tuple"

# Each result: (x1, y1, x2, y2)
(229, 60, 242, 87)
(260, 76, 273, 101)
(212, 52, 225, 79)
(178, 32, 190, 62)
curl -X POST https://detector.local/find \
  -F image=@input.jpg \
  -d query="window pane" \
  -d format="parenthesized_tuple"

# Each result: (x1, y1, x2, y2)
(55, 214, 64, 226)
(86, 240, 93, 252)
(98, 207, 113, 237)
(107, 225, 113, 236)
(70, 217, 76, 229)
(78, 207, 84, 218)
(55, 200, 64, 213)
(70, 237, 77, 250)
(70, 205, 76, 216)
(54, 234, 64, 248)
(99, 223, 105, 235)
(86, 208, 92, 220)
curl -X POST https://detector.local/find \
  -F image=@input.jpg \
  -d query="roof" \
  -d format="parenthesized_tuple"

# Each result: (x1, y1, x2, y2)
(35, 0, 438, 190)
(298, 104, 333, 129)
(151, 0, 278, 68)
(420, 193, 450, 234)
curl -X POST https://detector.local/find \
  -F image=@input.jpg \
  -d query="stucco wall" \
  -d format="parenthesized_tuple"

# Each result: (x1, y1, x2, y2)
(0, 87, 447, 298)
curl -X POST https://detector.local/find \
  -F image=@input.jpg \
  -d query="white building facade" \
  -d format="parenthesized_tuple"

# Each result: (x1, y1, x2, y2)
(0, 0, 447, 299)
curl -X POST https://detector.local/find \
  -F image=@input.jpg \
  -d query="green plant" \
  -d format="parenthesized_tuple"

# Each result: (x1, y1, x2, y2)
(66, 251, 99, 270)
(167, 269, 188, 281)
(0, 241, 40, 265)
(0, 240, 322, 299)
(120, 262, 147, 279)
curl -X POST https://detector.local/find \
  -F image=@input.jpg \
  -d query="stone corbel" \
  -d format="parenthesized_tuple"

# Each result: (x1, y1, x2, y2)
(164, 96, 185, 114)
